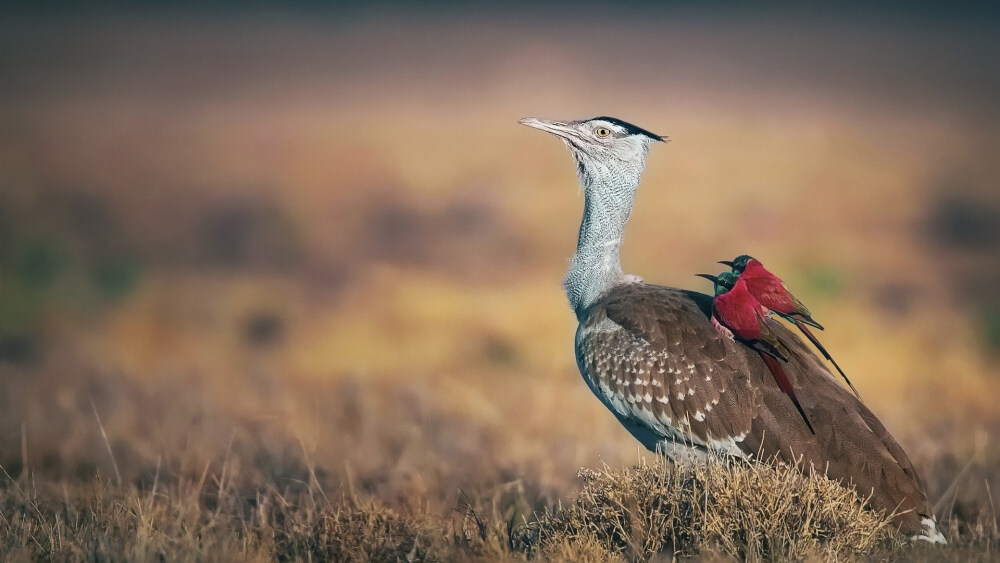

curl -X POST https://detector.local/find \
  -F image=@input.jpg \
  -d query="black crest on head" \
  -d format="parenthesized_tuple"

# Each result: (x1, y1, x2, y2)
(591, 116, 664, 142)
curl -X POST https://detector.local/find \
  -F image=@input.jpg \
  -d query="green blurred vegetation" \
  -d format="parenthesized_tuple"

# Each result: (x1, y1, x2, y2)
(0, 228, 142, 348)
(804, 265, 847, 301)
(982, 308, 1000, 354)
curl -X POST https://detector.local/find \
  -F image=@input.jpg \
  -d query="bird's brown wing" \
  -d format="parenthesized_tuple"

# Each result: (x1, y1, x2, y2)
(577, 283, 763, 454)
(577, 282, 932, 533)
(745, 318, 932, 529)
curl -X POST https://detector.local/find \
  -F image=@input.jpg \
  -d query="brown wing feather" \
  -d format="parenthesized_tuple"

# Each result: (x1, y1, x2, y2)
(576, 283, 933, 534)
(741, 317, 932, 531)
(577, 284, 761, 453)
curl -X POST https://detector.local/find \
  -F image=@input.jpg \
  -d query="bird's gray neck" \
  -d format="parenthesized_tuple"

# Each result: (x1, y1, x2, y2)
(564, 159, 643, 319)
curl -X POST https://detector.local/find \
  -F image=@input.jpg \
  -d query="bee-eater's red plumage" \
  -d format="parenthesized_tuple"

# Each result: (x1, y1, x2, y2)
(711, 278, 766, 341)
(711, 277, 815, 433)
(738, 259, 818, 326)
(735, 258, 860, 398)
(760, 353, 815, 434)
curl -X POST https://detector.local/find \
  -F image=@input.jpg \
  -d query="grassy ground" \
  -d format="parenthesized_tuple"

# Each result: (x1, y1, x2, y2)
(0, 439, 996, 561)
(0, 455, 909, 561)
(0, 350, 997, 560)
(1, 10, 999, 561)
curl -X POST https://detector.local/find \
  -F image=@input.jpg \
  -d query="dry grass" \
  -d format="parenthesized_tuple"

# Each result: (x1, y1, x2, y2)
(518, 459, 900, 561)
(0, 363, 997, 561)
(0, 465, 447, 561)
(0, 456, 902, 562)
(2, 450, 995, 562)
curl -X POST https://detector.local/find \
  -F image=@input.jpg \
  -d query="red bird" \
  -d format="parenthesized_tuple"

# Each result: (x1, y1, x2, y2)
(721, 255, 859, 399)
(697, 272, 815, 434)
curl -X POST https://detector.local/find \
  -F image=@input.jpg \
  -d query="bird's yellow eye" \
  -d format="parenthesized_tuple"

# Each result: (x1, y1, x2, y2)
(596, 127, 611, 137)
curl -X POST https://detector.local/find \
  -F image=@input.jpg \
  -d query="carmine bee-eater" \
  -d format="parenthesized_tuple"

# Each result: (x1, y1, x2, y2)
(720, 255, 859, 399)
(697, 272, 815, 434)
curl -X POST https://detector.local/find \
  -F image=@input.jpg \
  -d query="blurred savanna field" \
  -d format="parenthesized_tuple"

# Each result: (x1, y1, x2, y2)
(1, 5, 999, 560)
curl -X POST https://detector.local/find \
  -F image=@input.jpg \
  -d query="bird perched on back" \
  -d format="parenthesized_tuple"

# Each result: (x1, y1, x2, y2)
(721, 254, 859, 398)
(520, 115, 943, 543)
(698, 271, 814, 434)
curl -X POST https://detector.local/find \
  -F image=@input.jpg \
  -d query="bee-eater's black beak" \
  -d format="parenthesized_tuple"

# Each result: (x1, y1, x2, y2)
(718, 260, 735, 267)
(695, 274, 719, 283)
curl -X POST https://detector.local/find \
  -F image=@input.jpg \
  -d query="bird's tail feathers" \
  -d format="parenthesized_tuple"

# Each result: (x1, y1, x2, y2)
(793, 320, 861, 399)
(797, 315, 824, 330)
(760, 353, 816, 435)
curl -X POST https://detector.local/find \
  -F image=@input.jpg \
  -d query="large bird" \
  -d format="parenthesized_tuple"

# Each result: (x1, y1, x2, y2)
(519, 115, 943, 542)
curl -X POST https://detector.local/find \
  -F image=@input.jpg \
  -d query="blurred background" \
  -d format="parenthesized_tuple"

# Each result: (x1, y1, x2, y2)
(1, 2, 998, 525)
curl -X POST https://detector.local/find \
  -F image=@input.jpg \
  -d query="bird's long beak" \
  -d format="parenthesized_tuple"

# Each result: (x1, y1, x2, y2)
(519, 117, 578, 140)
(718, 260, 735, 267)
(695, 274, 719, 283)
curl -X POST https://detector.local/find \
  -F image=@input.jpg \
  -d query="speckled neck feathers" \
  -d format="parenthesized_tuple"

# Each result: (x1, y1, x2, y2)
(564, 151, 647, 319)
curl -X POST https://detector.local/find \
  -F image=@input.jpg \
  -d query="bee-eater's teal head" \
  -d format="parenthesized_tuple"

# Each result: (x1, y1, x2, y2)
(720, 254, 755, 273)
(696, 271, 738, 296)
